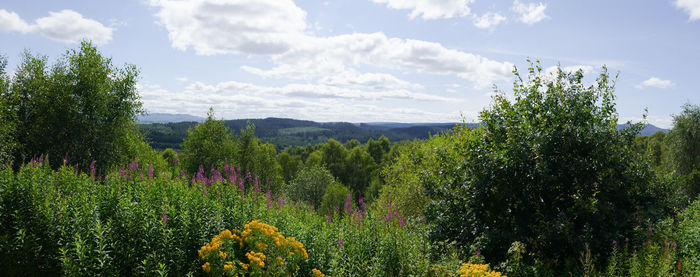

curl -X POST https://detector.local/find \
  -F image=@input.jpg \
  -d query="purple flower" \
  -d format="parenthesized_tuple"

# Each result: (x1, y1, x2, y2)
(476, 250, 481, 257)
(673, 242, 677, 248)
(277, 196, 285, 209)
(612, 240, 617, 246)
(90, 161, 96, 179)
(399, 216, 405, 227)
(625, 237, 630, 243)
(161, 214, 168, 224)
(648, 227, 653, 232)
(358, 195, 365, 211)
(326, 215, 332, 223)
(648, 240, 652, 245)
(344, 193, 352, 215)
(148, 164, 154, 179)
(338, 237, 343, 246)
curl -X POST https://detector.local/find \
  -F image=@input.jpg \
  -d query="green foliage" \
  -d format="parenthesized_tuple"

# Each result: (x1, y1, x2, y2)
(320, 139, 348, 184)
(319, 182, 352, 216)
(0, 162, 451, 276)
(378, 137, 448, 219)
(344, 146, 377, 195)
(675, 199, 700, 275)
(181, 108, 236, 174)
(367, 136, 391, 164)
(667, 103, 700, 198)
(286, 166, 337, 207)
(0, 54, 15, 167)
(425, 63, 659, 269)
(161, 148, 178, 167)
(6, 42, 143, 172)
(278, 151, 302, 183)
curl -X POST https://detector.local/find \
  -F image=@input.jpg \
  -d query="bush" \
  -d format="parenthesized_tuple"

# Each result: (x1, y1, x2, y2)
(286, 166, 336, 207)
(319, 182, 352, 216)
(676, 199, 700, 275)
(425, 62, 660, 268)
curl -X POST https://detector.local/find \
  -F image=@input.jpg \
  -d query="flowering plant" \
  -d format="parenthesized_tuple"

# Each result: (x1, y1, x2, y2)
(199, 220, 313, 276)
(456, 263, 505, 277)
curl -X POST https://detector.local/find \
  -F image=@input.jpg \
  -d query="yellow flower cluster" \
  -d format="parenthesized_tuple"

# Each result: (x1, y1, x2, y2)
(246, 251, 266, 268)
(312, 268, 325, 277)
(456, 263, 506, 277)
(199, 220, 310, 275)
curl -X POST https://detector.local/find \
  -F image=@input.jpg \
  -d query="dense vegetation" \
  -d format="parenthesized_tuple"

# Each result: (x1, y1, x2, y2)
(0, 45, 698, 276)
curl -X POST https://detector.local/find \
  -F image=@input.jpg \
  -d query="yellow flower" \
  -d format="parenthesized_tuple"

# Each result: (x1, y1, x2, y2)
(456, 263, 506, 277)
(224, 261, 234, 271)
(202, 262, 211, 273)
(240, 262, 249, 271)
(312, 268, 325, 277)
(219, 251, 228, 259)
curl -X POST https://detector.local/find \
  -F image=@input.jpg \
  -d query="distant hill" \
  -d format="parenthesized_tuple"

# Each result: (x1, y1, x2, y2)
(618, 124, 668, 136)
(137, 113, 204, 124)
(138, 114, 668, 150)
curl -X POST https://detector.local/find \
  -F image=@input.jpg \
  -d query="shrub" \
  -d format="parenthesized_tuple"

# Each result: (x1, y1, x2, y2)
(425, 62, 660, 268)
(286, 166, 336, 207)
(319, 182, 352, 216)
(181, 108, 237, 175)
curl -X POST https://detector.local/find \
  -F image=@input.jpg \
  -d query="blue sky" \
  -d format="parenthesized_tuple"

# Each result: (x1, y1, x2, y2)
(1, 0, 699, 127)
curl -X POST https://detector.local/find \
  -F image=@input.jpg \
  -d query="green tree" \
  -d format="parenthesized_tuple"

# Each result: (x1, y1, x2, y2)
(320, 139, 348, 184)
(344, 146, 376, 194)
(278, 151, 303, 183)
(367, 136, 390, 164)
(181, 108, 236, 174)
(319, 182, 352, 216)
(0, 55, 15, 167)
(667, 103, 700, 198)
(8, 42, 143, 171)
(285, 165, 336, 207)
(235, 122, 283, 191)
(425, 63, 658, 268)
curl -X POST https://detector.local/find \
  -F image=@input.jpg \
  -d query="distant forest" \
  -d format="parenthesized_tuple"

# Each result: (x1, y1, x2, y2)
(138, 117, 666, 151)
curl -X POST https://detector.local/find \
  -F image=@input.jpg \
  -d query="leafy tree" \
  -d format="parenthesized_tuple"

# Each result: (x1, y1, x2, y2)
(161, 148, 179, 166)
(0, 55, 15, 167)
(320, 139, 348, 184)
(319, 182, 352, 216)
(425, 63, 658, 268)
(344, 146, 376, 194)
(667, 104, 700, 198)
(181, 108, 236, 174)
(285, 166, 336, 207)
(7, 42, 143, 171)
(278, 151, 303, 183)
(305, 150, 323, 168)
(344, 139, 361, 150)
(367, 136, 390, 164)
(235, 122, 283, 191)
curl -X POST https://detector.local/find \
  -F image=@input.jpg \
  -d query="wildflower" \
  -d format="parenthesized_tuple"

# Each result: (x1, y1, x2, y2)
(224, 261, 233, 271)
(161, 214, 168, 224)
(476, 250, 481, 257)
(673, 242, 677, 248)
(277, 196, 285, 209)
(648, 227, 653, 232)
(148, 163, 154, 179)
(338, 237, 343, 246)
(326, 215, 332, 223)
(202, 262, 211, 273)
(612, 240, 617, 246)
(456, 263, 504, 277)
(312, 268, 325, 277)
(625, 237, 630, 243)
(219, 251, 228, 259)
(648, 240, 652, 245)
(399, 216, 405, 227)
(345, 193, 352, 214)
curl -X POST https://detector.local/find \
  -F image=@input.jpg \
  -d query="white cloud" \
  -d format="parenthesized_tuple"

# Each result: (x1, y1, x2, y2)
(319, 70, 424, 90)
(0, 9, 113, 45)
(149, 0, 307, 55)
(242, 32, 514, 88)
(512, 0, 549, 25)
(149, 0, 513, 87)
(472, 12, 507, 29)
(371, 0, 474, 20)
(675, 0, 700, 21)
(635, 77, 675, 89)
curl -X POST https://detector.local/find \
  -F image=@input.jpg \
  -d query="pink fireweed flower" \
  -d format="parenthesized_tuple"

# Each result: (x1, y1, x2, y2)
(148, 164, 154, 179)
(673, 242, 677, 248)
(612, 240, 617, 246)
(90, 161, 96, 179)
(344, 193, 352, 215)
(476, 250, 481, 257)
(277, 196, 285, 209)
(326, 215, 332, 223)
(648, 227, 653, 232)
(162, 214, 168, 224)
(238, 179, 245, 193)
(338, 237, 343, 246)
(399, 216, 405, 227)
(625, 237, 630, 243)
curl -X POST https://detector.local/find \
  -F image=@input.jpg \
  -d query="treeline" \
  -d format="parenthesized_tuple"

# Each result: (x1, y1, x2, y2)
(139, 118, 460, 150)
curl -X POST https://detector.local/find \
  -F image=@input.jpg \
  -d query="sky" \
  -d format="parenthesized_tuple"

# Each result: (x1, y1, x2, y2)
(1, 0, 699, 128)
